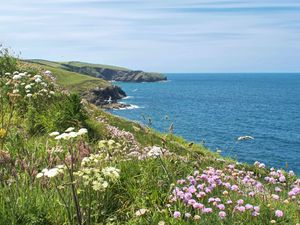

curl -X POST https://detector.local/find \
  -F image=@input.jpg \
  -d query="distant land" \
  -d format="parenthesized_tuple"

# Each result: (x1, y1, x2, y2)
(26, 59, 167, 83)
(19, 59, 166, 109)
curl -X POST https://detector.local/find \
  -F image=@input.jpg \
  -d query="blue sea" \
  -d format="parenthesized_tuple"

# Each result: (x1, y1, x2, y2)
(111, 74, 300, 174)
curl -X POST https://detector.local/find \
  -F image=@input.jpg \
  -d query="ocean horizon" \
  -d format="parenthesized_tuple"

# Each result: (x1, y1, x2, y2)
(112, 73, 300, 174)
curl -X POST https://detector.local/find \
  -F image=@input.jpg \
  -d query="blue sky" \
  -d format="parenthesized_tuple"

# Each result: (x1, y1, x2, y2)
(1, 0, 300, 72)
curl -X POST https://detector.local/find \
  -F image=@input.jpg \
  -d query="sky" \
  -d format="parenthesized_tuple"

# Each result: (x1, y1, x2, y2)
(1, 0, 300, 72)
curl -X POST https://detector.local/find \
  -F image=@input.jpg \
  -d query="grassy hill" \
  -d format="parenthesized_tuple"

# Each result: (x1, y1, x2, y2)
(21, 60, 111, 92)
(27, 59, 167, 82)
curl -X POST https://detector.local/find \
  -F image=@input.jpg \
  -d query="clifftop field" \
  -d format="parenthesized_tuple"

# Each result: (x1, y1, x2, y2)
(0, 49, 299, 225)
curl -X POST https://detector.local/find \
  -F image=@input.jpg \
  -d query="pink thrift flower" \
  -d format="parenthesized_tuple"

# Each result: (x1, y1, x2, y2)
(217, 204, 225, 210)
(254, 206, 260, 212)
(248, 191, 255, 197)
(226, 200, 233, 204)
(231, 185, 239, 191)
(173, 211, 181, 218)
(237, 199, 244, 205)
(236, 206, 246, 212)
(279, 176, 286, 182)
(245, 204, 253, 210)
(219, 211, 226, 219)
(272, 194, 279, 200)
(202, 208, 213, 214)
(275, 210, 284, 218)
(275, 187, 282, 192)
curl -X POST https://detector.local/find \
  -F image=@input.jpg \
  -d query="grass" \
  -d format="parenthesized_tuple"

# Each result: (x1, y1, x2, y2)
(20, 60, 111, 92)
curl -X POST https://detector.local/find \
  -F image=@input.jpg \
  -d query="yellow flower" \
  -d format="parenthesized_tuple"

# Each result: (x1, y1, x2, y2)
(0, 128, 7, 139)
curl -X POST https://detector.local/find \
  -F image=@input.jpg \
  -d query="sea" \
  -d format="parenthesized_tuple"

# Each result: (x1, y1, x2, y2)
(111, 73, 300, 174)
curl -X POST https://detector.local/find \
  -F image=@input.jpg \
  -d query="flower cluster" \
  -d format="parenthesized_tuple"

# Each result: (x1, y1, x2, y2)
(50, 127, 88, 140)
(36, 165, 65, 178)
(168, 163, 298, 222)
(75, 153, 120, 191)
(3, 71, 56, 100)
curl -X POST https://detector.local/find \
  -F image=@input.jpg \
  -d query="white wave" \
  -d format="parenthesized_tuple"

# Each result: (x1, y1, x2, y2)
(123, 96, 134, 99)
(115, 104, 144, 110)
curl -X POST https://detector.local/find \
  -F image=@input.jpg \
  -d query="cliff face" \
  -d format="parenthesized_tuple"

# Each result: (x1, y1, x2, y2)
(82, 85, 126, 106)
(62, 63, 167, 82)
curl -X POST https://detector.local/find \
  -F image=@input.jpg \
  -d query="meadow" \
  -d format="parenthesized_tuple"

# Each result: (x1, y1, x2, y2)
(0, 48, 299, 225)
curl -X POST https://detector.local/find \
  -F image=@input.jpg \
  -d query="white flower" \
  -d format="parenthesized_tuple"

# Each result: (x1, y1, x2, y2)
(135, 208, 149, 217)
(34, 75, 42, 79)
(102, 167, 120, 181)
(25, 84, 32, 89)
(49, 131, 60, 137)
(12, 89, 19, 94)
(49, 91, 55, 95)
(13, 71, 19, 75)
(26, 94, 33, 97)
(147, 146, 162, 158)
(35, 78, 42, 83)
(21, 82, 26, 86)
(65, 127, 75, 133)
(77, 128, 88, 136)
(36, 173, 44, 178)
(12, 75, 22, 80)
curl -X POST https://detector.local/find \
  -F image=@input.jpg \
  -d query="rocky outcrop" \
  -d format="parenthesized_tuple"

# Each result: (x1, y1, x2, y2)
(82, 85, 126, 107)
(62, 64, 167, 82)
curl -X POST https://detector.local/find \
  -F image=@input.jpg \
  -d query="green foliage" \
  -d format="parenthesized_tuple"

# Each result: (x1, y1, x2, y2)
(0, 45, 17, 75)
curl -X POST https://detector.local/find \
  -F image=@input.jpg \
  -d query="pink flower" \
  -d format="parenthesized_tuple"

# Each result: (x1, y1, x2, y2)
(275, 187, 282, 192)
(231, 185, 239, 191)
(248, 191, 255, 197)
(279, 176, 286, 182)
(219, 211, 226, 219)
(202, 208, 213, 214)
(272, 194, 279, 200)
(253, 206, 260, 212)
(252, 211, 260, 217)
(245, 204, 253, 210)
(217, 204, 225, 210)
(173, 211, 181, 218)
(193, 203, 204, 209)
(226, 200, 233, 204)
(275, 210, 284, 218)
(237, 199, 244, 205)
(236, 206, 246, 212)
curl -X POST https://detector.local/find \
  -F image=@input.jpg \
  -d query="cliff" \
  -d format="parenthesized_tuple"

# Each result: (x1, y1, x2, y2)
(62, 62, 167, 82)
(27, 59, 167, 83)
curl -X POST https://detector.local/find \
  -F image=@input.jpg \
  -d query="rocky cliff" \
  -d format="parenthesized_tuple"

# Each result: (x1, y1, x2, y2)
(61, 62, 167, 82)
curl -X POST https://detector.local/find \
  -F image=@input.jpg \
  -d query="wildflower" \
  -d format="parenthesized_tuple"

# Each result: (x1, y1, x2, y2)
(102, 167, 120, 182)
(25, 84, 31, 89)
(275, 210, 284, 218)
(217, 204, 225, 210)
(35, 78, 42, 83)
(202, 208, 213, 214)
(279, 176, 286, 182)
(272, 194, 279, 200)
(275, 187, 282, 192)
(173, 211, 181, 219)
(236, 206, 246, 213)
(65, 127, 75, 133)
(270, 220, 276, 224)
(0, 128, 7, 139)
(288, 170, 295, 176)
(26, 94, 33, 97)
(219, 211, 226, 219)
(237, 199, 244, 205)
(245, 204, 253, 210)
(184, 213, 191, 218)
(135, 208, 148, 217)
(12, 74, 22, 80)
(158, 221, 165, 225)
(192, 215, 200, 220)
(49, 131, 60, 137)
(147, 146, 163, 158)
